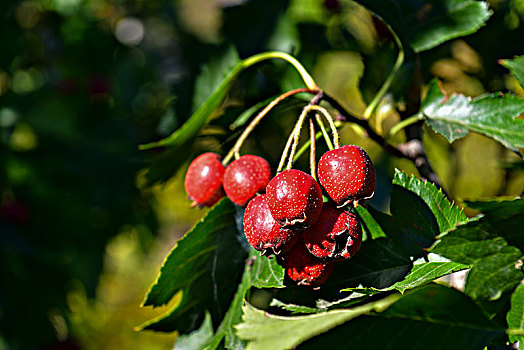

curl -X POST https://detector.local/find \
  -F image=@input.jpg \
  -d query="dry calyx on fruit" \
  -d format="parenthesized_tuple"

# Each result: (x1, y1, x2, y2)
(302, 202, 362, 261)
(183, 90, 376, 287)
(243, 194, 300, 256)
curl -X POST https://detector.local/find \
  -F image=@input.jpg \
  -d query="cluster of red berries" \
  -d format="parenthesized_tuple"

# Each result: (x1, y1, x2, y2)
(184, 145, 375, 287)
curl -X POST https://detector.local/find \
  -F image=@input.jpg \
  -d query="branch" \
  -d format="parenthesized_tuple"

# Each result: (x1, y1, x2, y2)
(321, 93, 446, 192)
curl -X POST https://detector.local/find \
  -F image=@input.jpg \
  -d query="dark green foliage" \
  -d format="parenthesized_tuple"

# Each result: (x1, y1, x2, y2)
(354, 0, 492, 52)
(238, 285, 502, 350)
(500, 55, 524, 88)
(421, 80, 524, 151)
(431, 198, 524, 300)
(141, 200, 246, 331)
(3, 0, 524, 348)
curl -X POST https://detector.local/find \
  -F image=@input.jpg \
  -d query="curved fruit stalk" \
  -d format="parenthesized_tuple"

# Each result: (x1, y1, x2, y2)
(283, 242, 334, 286)
(303, 203, 362, 261)
(318, 145, 376, 207)
(265, 169, 323, 229)
(243, 194, 300, 256)
(223, 155, 271, 207)
(184, 152, 226, 207)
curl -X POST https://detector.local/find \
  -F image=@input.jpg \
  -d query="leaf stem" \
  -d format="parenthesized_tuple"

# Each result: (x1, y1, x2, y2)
(222, 88, 317, 165)
(309, 118, 317, 180)
(309, 105, 340, 149)
(387, 114, 424, 139)
(293, 121, 342, 162)
(322, 92, 446, 193)
(242, 51, 318, 90)
(284, 106, 310, 171)
(362, 22, 404, 120)
(278, 124, 300, 173)
(140, 51, 317, 151)
(507, 328, 524, 336)
(315, 114, 334, 151)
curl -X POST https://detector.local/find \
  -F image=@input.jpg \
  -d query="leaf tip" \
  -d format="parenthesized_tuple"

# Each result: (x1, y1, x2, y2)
(138, 141, 162, 151)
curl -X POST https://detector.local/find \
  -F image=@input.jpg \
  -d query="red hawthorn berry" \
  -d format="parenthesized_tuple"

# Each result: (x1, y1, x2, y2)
(318, 145, 376, 206)
(184, 152, 226, 207)
(283, 243, 334, 286)
(243, 194, 300, 255)
(265, 169, 323, 229)
(302, 203, 362, 261)
(223, 155, 271, 207)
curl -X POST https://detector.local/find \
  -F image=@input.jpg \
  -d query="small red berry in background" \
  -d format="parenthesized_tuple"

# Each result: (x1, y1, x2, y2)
(283, 242, 334, 286)
(265, 169, 323, 229)
(184, 152, 226, 207)
(318, 145, 376, 206)
(223, 155, 271, 207)
(243, 194, 300, 256)
(303, 203, 362, 261)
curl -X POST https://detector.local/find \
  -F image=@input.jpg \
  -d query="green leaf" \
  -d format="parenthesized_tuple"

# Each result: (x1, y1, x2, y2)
(327, 171, 467, 294)
(431, 198, 524, 300)
(355, 205, 386, 239)
(355, 0, 491, 52)
(421, 79, 524, 152)
(322, 235, 412, 292)
(392, 169, 467, 232)
(238, 285, 502, 350)
(139, 47, 242, 151)
(173, 312, 214, 350)
(271, 288, 373, 315)
(500, 55, 524, 89)
(229, 98, 274, 131)
(384, 261, 469, 294)
(389, 185, 440, 250)
(250, 253, 285, 289)
(142, 142, 196, 186)
(140, 199, 247, 332)
(205, 251, 285, 349)
(204, 262, 252, 350)
(192, 46, 241, 111)
(507, 282, 524, 343)
(465, 198, 524, 252)
(343, 260, 469, 294)
(301, 285, 502, 350)
(143, 199, 240, 306)
(236, 294, 400, 350)
(464, 250, 523, 300)
(139, 51, 316, 152)
(269, 299, 322, 315)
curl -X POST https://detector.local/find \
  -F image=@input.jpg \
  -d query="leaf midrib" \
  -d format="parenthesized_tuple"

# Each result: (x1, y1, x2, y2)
(426, 112, 524, 137)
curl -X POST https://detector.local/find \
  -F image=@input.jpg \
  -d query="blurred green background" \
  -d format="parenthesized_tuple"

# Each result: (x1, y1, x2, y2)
(1, 0, 523, 348)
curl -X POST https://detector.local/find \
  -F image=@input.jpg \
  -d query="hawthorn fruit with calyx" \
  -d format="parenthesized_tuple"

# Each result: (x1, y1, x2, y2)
(184, 152, 226, 207)
(265, 169, 323, 229)
(318, 145, 376, 207)
(283, 242, 334, 286)
(302, 202, 362, 261)
(243, 194, 300, 256)
(223, 154, 271, 207)
(180, 75, 374, 288)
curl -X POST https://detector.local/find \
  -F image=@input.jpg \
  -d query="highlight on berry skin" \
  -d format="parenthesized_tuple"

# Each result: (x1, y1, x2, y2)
(243, 194, 301, 256)
(265, 169, 323, 229)
(183, 142, 375, 287)
(318, 144, 376, 207)
(184, 152, 226, 207)
(223, 154, 271, 207)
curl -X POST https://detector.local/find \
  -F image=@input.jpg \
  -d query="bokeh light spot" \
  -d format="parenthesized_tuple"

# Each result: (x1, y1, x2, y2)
(0, 108, 18, 128)
(115, 17, 144, 46)
(15, 1, 41, 29)
(9, 122, 38, 151)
